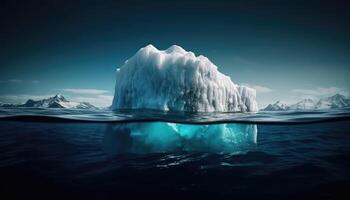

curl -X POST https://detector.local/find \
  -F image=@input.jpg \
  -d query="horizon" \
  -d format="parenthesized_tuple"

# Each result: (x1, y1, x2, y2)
(1, 0, 349, 108)
(1, 91, 348, 109)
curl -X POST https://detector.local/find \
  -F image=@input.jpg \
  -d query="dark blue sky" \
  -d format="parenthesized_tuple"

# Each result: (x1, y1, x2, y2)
(1, 0, 349, 106)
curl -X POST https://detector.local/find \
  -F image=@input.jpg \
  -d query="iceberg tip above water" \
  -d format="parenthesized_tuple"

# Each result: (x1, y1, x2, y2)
(112, 44, 258, 112)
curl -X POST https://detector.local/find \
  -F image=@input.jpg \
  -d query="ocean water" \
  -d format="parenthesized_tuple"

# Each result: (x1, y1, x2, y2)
(1, 108, 350, 199)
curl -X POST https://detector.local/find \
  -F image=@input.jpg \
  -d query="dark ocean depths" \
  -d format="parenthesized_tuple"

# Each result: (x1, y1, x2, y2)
(0, 108, 350, 200)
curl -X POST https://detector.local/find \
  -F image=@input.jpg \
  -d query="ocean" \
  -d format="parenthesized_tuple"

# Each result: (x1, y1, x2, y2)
(1, 108, 350, 199)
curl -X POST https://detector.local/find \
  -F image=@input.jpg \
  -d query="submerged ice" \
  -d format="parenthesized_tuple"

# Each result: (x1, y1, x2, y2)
(103, 123, 257, 153)
(112, 44, 258, 112)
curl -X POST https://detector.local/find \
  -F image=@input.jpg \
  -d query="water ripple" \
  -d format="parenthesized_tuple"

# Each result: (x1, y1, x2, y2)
(0, 107, 350, 124)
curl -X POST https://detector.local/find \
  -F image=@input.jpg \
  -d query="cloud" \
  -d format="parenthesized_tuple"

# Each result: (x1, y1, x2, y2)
(252, 85, 273, 93)
(0, 94, 54, 104)
(0, 79, 39, 84)
(242, 84, 273, 93)
(232, 56, 258, 66)
(61, 88, 109, 95)
(291, 87, 349, 98)
(8, 79, 23, 83)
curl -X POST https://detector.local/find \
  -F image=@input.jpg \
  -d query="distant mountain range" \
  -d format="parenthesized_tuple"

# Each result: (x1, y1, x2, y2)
(0, 94, 97, 109)
(262, 94, 350, 111)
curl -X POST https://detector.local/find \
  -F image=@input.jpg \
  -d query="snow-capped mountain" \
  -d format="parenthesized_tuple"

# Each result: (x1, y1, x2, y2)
(1, 94, 97, 109)
(315, 94, 350, 109)
(262, 94, 350, 111)
(262, 101, 288, 111)
(288, 98, 316, 110)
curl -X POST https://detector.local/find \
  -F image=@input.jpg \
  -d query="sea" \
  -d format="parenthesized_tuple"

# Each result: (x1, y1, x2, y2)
(1, 108, 350, 199)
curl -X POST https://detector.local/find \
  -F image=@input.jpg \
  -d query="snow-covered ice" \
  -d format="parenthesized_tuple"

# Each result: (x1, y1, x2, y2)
(112, 44, 258, 112)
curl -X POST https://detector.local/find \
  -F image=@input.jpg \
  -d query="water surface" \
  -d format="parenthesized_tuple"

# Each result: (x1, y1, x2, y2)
(0, 108, 349, 199)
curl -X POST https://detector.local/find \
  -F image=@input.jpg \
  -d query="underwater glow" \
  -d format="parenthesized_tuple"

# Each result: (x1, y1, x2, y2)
(103, 122, 257, 154)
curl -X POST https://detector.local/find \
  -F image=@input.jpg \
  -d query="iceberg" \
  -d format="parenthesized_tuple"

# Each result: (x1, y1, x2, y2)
(103, 122, 257, 153)
(112, 45, 258, 112)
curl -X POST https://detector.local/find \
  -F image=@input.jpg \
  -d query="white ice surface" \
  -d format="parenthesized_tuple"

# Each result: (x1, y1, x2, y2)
(112, 45, 258, 112)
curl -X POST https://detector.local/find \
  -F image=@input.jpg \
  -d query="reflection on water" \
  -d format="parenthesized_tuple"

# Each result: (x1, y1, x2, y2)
(103, 122, 257, 154)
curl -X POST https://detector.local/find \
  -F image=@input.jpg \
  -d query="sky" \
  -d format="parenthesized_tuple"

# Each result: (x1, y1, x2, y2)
(1, 0, 349, 107)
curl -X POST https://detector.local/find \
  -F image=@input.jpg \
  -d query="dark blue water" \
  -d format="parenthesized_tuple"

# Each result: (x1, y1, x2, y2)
(1, 108, 350, 199)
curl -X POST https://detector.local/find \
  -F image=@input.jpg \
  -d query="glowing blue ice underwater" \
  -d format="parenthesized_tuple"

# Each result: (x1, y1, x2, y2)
(103, 123, 257, 153)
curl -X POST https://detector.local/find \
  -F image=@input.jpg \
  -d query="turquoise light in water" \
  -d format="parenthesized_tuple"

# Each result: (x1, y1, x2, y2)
(103, 123, 257, 154)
